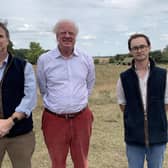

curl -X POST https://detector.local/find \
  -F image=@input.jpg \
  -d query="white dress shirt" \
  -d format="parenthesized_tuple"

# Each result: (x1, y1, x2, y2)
(116, 69, 168, 110)
(37, 47, 95, 114)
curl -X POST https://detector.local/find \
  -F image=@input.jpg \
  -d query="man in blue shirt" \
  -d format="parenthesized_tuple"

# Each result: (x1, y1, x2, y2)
(37, 19, 95, 168)
(0, 22, 37, 168)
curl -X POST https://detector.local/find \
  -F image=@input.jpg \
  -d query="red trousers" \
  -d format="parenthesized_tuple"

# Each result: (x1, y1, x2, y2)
(42, 107, 93, 168)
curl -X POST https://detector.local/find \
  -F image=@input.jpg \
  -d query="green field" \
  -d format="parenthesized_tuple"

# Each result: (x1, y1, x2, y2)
(2, 64, 168, 168)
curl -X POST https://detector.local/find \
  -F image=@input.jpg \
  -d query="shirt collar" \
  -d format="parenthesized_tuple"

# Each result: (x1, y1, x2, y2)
(4, 54, 9, 63)
(1, 54, 8, 64)
(55, 47, 79, 59)
(134, 62, 150, 71)
(0, 54, 8, 68)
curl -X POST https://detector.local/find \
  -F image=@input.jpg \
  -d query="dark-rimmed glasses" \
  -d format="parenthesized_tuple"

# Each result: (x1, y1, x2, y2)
(131, 45, 148, 52)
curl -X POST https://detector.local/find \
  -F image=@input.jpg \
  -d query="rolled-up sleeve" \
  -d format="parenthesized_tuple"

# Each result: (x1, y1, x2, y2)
(116, 77, 126, 105)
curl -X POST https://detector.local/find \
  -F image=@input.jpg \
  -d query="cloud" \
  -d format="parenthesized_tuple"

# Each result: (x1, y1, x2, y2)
(17, 24, 33, 31)
(98, 0, 143, 9)
(160, 34, 168, 41)
(80, 35, 96, 40)
(113, 24, 128, 32)
(1, 0, 168, 56)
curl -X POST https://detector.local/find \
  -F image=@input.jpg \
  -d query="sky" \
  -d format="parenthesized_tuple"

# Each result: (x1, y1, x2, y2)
(1, 0, 168, 56)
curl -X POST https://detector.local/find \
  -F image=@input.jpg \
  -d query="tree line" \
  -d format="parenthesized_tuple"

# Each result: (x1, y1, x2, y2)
(95, 45, 168, 65)
(8, 40, 168, 65)
(110, 45, 168, 64)
(8, 41, 47, 64)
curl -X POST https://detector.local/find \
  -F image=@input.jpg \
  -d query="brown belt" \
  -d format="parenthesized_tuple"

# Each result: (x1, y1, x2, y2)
(44, 107, 86, 119)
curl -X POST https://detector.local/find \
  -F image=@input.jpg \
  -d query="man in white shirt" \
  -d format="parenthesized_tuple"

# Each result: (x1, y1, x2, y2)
(37, 19, 95, 168)
(116, 33, 168, 168)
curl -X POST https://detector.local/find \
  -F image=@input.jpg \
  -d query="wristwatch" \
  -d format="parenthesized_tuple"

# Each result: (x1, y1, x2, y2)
(12, 117, 19, 124)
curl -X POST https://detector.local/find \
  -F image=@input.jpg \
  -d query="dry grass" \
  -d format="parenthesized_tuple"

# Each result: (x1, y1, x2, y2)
(2, 64, 168, 168)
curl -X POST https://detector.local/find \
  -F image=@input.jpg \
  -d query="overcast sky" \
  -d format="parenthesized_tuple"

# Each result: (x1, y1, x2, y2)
(1, 0, 168, 56)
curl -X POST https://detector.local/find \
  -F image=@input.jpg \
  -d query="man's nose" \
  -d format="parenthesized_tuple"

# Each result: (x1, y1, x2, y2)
(65, 32, 70, 37)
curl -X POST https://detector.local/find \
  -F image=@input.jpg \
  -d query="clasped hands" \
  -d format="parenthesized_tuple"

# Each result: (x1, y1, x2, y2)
(0, 118, 14, 137)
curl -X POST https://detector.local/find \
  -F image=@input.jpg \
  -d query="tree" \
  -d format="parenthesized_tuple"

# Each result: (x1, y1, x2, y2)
(109, 57, 115, 63)
(160, 45, 168, 63)
(150, 50, 162, 63)
(163, 45, 168, 53)
(94, 58, 100, 64)
(26, 42, 45, 64)
(14, 49, 29, 59)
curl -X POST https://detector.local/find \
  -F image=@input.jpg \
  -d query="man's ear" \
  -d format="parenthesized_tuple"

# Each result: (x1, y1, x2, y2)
(7, 39, 9, 46)
(129, 51, 133, 56)
(56, 33, 59, 41)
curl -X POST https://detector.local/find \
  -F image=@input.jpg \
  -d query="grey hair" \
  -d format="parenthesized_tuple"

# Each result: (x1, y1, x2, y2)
(53, 19, 79, 36)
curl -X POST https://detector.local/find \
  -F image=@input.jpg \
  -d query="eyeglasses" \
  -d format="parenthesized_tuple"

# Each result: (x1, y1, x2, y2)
(131, 45, 148, 52)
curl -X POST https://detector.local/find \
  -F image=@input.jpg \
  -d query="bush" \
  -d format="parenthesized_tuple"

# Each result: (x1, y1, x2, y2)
(94, 59, 100, 64)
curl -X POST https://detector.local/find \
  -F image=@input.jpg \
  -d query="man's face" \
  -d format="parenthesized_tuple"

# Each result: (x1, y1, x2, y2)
(57, 22, 77, 51)
(0, 27, 9, 52)
(130, 37, 150, 62)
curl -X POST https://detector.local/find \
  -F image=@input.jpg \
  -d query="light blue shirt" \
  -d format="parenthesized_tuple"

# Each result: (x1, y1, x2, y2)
(0, 55, 37, 117)
(37, 47, 95, 114)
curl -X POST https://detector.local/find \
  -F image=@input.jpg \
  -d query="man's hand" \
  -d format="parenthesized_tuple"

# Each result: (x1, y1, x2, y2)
(165, 104, 168, 112)
(0, 118, 14, 137)
(119, 104, 125, 113)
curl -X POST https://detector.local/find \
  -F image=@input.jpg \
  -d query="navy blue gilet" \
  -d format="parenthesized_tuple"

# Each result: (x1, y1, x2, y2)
(120, 58, 167, 145)
(1, 54, 33, 137)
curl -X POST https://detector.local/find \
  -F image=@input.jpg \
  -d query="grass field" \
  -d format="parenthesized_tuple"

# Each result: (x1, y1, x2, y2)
(2, 64, 168, 168)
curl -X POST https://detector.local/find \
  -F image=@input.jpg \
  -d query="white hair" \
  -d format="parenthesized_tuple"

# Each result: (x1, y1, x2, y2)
(53, 19, 79, 36)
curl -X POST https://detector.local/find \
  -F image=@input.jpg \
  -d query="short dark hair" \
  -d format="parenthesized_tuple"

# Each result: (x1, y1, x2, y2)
(128, 33, 151, 51)
(0, 22, 10, 40)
